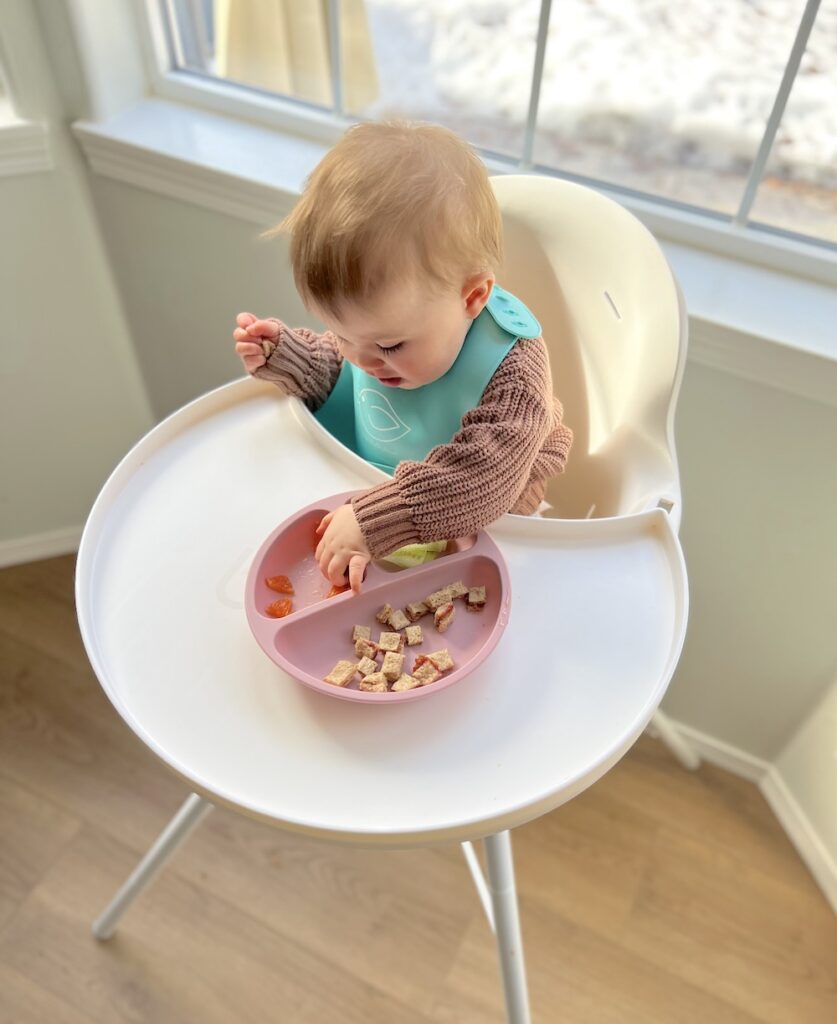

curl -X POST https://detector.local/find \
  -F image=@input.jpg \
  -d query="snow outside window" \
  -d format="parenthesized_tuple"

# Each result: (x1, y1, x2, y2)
(158, 0, 836, 247)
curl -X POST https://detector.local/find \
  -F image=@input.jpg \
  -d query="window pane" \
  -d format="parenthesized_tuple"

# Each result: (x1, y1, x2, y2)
(749, 0, 837, 244)
(533, 0, 823, 223)
(360, 0, 541, 160)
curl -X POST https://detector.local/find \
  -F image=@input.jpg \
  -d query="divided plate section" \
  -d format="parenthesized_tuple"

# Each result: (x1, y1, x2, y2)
(271, 551, 508, 703)
(252, 507, 335, 619)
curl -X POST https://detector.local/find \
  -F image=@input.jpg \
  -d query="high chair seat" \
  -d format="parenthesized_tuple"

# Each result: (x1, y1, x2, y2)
(491, 175, 687, 531)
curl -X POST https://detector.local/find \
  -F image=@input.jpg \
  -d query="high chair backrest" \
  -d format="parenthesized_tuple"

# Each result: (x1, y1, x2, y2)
(491, 175, 687, 527)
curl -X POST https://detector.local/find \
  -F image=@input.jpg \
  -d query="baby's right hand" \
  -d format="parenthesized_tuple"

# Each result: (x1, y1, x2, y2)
(233, 312, 281, 374)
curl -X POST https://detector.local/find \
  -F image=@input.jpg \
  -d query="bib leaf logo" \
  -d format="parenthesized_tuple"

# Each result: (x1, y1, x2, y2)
(357, 388, 411, 444)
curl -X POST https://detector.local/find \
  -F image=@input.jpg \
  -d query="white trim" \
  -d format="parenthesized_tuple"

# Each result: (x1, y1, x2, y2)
(688, 318, 837, 410)
(760, 768, 837, 914)
(0, 526, 82, 569)
(0, 119, 51, 176)
(653, 718, 770, 782)
(653, 716, 837, 913)
(72, 99, 837, 408)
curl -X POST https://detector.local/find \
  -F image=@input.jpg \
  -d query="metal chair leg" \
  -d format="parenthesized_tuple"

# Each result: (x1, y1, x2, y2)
(92, 792, 213, 940)
(484, 830, 531, 1024)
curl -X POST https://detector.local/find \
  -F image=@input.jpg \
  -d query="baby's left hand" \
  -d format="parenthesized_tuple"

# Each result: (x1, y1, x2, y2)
(315, 504, 371, 593)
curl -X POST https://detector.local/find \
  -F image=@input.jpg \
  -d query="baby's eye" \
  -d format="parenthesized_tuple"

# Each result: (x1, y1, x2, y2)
(377, 342, 404, 354)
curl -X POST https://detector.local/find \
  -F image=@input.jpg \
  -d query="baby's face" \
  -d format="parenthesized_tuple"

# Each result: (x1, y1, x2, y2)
(316, 274, 492, 390)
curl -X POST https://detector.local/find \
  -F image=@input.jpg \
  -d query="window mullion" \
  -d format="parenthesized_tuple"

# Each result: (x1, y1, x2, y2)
(327, 0, 344, 117)
(520, 0, 553, 169)
(734, 0, 822, 227)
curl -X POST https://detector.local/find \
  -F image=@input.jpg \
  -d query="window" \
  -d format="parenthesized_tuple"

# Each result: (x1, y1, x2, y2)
(158, 0, 836, 247)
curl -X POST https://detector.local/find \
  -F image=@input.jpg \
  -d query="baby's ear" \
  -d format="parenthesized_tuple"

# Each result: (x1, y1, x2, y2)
(462, 272, 494, 317)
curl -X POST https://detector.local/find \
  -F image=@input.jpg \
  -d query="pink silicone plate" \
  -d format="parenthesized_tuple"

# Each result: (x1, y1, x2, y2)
(245, 491, 512, 703)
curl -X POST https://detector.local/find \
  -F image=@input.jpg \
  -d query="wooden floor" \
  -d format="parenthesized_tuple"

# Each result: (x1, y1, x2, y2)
(1, 555, 835, 1024)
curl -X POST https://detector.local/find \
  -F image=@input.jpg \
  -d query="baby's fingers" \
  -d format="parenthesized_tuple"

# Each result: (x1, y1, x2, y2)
(246, 318, 281, 339)
(236, 312, 257, 328)
(315, 511, 334, 537)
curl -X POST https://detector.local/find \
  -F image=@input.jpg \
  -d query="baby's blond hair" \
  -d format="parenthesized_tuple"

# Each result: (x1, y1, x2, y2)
(271, 121, 503, 315)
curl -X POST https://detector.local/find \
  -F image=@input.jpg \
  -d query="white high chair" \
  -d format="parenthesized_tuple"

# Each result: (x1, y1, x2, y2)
(75, 175, 690, 1024)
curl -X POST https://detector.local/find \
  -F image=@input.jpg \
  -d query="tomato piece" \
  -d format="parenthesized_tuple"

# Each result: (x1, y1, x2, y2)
(265, 574, 294, 594)
(265, 598, 293, 618)
(326, 584, 349, 598)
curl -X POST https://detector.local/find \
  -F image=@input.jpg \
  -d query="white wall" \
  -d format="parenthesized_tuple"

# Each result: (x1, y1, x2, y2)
(777, 680, 837, 855)
(0, 0, 152, 563)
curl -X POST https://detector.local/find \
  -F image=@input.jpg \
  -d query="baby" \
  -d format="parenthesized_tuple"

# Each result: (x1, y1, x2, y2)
(234, 121, 573, 592)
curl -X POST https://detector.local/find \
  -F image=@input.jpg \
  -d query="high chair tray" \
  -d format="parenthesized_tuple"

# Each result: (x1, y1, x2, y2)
(245, 492, 511, 703)
(76, 378, 688, 846)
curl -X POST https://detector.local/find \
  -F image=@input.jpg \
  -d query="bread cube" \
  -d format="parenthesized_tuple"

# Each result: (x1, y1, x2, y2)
(324, 660, 357, 687)
(405, 601, 429, 622)
(425, 587, 451, 611)
(405, 624, 423, 646)
(381, 650, 405, 682)
(466, 585, 486, 611)
(446, 580, 469, 600)
(356, 656, 378, 678)
(378, 631, 404, 653)
(354, 638, 378, 659)
(359, 672, 388, 693)
(426, 649, 454, 672)
(392, 673, 420, 692)
(388, 608, 410, 631)
(413, 662, 442, 686)
(434, 602, 455, 633)
(375, 603, 394, 625)
(352, 624, 371, 643)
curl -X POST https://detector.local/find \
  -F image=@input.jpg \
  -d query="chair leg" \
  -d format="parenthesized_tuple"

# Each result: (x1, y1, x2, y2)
(484, 830, 531, 1024)
(92, 792, 214, 940)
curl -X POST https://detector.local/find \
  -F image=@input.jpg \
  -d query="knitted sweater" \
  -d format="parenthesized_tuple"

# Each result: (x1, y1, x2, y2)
(254, 322, 573, 557)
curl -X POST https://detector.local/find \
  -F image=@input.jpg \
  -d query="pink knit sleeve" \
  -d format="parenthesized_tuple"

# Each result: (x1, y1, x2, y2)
(351, 338, 568, 558)
(252, 320, 342, 411)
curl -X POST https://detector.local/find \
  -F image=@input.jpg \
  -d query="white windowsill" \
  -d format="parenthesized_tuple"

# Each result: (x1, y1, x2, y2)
(0, 116, 51, 176)
(72, 98, 837, 409)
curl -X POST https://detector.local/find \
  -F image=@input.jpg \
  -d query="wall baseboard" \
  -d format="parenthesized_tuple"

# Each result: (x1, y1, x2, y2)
(650, 717, 770, 781)
(0, 527, 81, 569)
(760, 768, 837, 915)
(654, 716, 837, 914)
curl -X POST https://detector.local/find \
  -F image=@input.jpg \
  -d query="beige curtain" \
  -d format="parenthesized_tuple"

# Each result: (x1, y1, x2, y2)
(214, 0, 378, 113)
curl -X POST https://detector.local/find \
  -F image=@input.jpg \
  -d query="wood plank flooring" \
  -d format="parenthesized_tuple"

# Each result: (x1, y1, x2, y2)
(1, 555, 835, 1023)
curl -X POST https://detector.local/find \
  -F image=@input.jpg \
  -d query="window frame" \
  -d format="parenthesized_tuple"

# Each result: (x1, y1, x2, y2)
(138, 0, 836, 286)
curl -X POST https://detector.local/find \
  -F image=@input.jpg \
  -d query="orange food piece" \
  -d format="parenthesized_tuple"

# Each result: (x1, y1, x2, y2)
(265, 574, 294, 594)
(265, 598, 293, 618)
(326, 584, 349, 598)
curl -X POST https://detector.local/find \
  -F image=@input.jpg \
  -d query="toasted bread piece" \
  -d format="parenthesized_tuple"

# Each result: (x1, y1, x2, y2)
(413, 662, 442, 686)
(356, 656, 378, 678)
(446, 580, 469, 600)
(352, 624, 371, 643)
(466, 585, 486, 611)
(426, 648, 454, 672)
(324, 660, 357, 687)
(359, 672, 388, 692)
(388, 608, 410, 631)
(381, 650, 405, 682)
(425, 588, 451, 611)
(405, 625, 423, 646)
(434, 602, 455, 633)
(405, 600, 429, 622)
(354, 638, 378, 659)
(378, 631, 404, 653)
(375, 603, 394, 625)
(392, 673, 420, 692)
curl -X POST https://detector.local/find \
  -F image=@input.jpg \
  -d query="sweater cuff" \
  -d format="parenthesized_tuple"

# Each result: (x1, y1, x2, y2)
(352, 482, 421, 558)
(253, 326, 311, 394)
